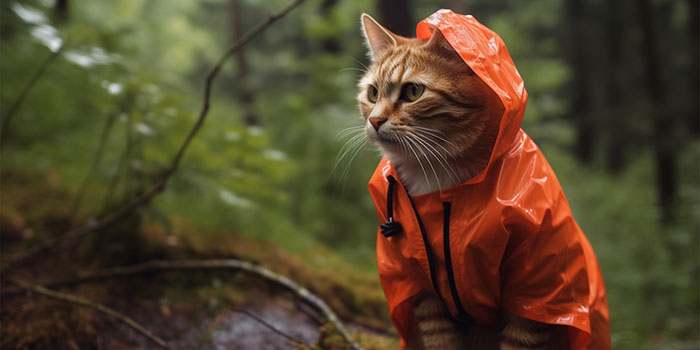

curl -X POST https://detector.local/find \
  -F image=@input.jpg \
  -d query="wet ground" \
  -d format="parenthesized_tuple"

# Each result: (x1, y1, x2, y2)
(92, 286, 324, 349)
(1, 173, 397, 349)
(3, 268, 396, 350)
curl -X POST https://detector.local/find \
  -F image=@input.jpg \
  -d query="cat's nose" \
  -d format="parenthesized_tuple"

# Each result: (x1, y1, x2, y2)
(369, 116, 388, 131)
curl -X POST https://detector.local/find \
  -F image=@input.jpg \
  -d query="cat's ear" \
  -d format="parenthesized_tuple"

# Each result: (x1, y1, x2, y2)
(424, 27, 457, 58)
(424, 27, 473, 73)
(361, 14, 399, 59)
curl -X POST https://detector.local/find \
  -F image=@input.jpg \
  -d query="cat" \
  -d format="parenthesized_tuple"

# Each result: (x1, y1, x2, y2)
(357, 14, 501, 197)
(357, 14, 559, 350)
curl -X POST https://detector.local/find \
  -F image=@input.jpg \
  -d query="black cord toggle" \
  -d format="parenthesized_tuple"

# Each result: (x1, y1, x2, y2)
(381, 176, 403, 237)
(381, 218, 402, 237)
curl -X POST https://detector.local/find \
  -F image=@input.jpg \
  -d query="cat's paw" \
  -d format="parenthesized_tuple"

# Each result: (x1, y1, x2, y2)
(499, 315, 551, 350)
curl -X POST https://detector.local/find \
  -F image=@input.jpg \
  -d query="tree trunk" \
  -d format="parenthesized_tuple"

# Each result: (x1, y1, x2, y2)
(377, 0, 414, 37)
(230, 0, 258, 126)
(318, 0, 340, 53)
(563, 0, 595, 163)
(636, 0, 677, 223)
(54, 0, 69, 23)
(604, 0, 625, 173)
(686, 0, 699, 136)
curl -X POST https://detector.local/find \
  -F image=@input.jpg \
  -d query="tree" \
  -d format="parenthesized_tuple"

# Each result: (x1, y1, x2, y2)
(636, 0, 677, 222)
(230, 0, 259, 126)
(54, 0, 69, 23)
(686, 0, 699, 136)
(377, 0, 414, 37)
(318, 0, 340, 53)
(563, 0, 595, 163)
(604, 0, 626, 173)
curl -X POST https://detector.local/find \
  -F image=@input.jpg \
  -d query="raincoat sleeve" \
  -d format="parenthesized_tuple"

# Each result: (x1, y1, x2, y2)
(497, 146, 599, 348)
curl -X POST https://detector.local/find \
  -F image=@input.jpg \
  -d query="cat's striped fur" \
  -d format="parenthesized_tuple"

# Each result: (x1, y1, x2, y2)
(358, 14, 559, 349)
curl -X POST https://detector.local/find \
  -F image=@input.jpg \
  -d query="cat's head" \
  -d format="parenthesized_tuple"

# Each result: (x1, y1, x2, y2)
(357, 14, 504, 183)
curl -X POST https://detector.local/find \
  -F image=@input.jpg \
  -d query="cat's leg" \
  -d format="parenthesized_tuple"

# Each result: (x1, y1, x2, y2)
(412, 294, 467, 350)
(499, 314, 553, 350)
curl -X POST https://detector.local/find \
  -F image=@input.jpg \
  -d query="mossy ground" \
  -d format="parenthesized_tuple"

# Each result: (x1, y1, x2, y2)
(0, 171, 399, 349)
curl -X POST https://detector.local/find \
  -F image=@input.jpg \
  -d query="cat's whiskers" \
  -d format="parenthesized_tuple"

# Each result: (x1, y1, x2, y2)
(421, 138, 457, 186)
(342, 138, 367, 180)
(392, 132, 408, 156)
(332, 128, 368, 183)
(339, 67, 367, 74)
(412, 126, 460, 153)
(402, 135, 437, 192)
(335, 134, 365, 172)
(405, 133, 443, 191)
(410, 130, 462, 181)
(408, 131, 462, 185)
(336, 125, 365, 138)
(352, 57, 370, 72)
(412, 131, 457, 162)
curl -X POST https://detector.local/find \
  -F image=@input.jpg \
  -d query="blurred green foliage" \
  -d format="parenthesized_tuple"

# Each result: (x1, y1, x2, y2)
(1, 0, 697, 349)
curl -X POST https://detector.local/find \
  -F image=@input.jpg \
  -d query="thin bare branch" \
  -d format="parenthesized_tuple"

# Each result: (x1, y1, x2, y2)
(231, 307, 309, 347)
(70, 110, 120, 217)
(1, 46, 64, 147)
(3, 0, 307, 270)
(102, 108, 135, 209)
(8, 278, 169, 349)
(4, 259, 362, 349)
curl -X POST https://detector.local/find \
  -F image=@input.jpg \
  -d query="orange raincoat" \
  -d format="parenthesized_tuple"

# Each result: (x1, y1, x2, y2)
(368, 10, 610, 349)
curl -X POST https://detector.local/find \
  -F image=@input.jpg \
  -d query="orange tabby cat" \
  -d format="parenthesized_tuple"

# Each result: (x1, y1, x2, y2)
(358, 14, 558, 350)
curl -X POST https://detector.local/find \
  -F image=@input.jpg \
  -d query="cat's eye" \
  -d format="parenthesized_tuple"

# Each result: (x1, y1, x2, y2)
(367, 85, 379, 103)
(400, 82, 425, 102)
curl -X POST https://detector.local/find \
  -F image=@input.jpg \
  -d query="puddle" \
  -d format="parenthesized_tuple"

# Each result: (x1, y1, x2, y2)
(99, 293, 321, 349)
(208, 303, 319, 349)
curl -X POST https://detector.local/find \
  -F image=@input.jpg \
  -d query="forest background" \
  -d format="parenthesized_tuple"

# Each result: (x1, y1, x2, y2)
(1, 0, 698, 349)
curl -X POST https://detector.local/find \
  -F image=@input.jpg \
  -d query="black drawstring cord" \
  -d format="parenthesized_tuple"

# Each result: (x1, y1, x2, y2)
(380, 176, 403, 237)
(442, 201, 472, 325)
(379, 178, 472, 324)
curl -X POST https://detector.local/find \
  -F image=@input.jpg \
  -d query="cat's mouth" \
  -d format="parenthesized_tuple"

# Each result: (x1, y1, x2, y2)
(369, 128, 401, 145)
(376, 132, 398, 144)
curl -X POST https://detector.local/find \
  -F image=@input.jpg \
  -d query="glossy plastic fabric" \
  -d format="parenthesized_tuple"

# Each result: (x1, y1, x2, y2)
(368, 10, 610, 349)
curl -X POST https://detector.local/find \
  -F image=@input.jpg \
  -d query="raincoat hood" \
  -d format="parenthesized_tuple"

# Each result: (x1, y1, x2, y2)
(417, 9, 528, 185)
(368, 10, 610, 349)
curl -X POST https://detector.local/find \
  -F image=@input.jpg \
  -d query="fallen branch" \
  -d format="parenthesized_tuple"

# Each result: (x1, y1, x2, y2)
(2, 0, 307, 270)
(8, 278, 169, 349)
(231, 307, 309, 348)
(4, 259, 362, 349)
(295, 299, 327, 325)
